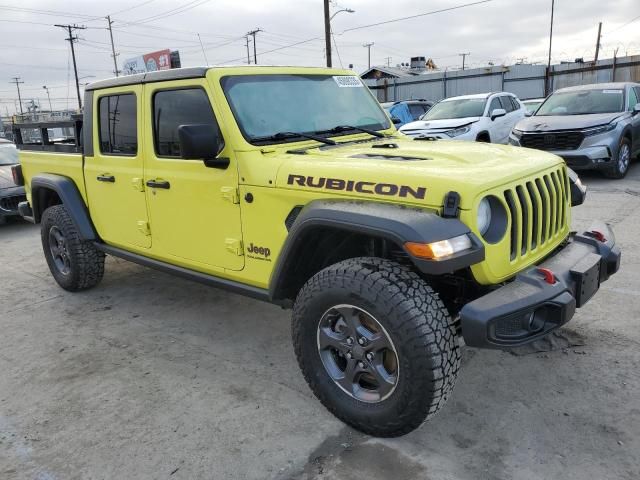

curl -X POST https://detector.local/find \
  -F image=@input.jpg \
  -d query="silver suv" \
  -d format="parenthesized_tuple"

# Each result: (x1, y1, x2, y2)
(510, 82, 640, 178)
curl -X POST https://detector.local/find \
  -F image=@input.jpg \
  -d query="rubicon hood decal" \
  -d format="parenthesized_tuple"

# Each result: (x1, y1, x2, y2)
(287, 174, 426, 200)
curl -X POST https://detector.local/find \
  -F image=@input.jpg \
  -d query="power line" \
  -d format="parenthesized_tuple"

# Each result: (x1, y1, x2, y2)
(340, 0, 494, 33)
(117, 0, 211, 26)
(198, 33, 209, 66)
(106, 0, 159, 17)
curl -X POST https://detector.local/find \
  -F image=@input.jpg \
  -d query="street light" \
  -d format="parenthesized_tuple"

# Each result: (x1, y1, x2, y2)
(330, 8, 354, 21)
(42, 86, 52, 112)
(324, 1, 355, 67)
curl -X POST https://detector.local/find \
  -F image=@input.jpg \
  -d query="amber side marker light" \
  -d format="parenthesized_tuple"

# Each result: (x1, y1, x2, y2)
(405, 234, 472, 259)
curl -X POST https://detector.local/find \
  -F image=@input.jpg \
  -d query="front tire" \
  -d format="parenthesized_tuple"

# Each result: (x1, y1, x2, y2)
(41, 205, 105, 291)
(292, 257, 460, 437)
(603, 137, 631, 179)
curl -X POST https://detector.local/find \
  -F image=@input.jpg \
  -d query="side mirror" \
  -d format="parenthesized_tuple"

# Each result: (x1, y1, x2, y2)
(177, 124, 229, 169)
(633, 103, 640, 115)
(525, 110, 533, 117)
(391, 116, 402, 125)
(490, 108, 507, 121)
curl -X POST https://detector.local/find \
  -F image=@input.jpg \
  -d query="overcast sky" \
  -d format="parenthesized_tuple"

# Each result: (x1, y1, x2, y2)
(1, 0, 638, 112)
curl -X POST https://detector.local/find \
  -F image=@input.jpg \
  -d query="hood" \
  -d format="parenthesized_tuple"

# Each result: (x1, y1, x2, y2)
(400, 117, 480, 131)
(516, 112, 627, 132)
(275, 136, 563, 210)
(0, 165, 17, 190)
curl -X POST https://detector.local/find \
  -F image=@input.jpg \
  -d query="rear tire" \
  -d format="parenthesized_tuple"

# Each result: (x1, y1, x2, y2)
(41, 205, 105, 291)
(292, 257, 460, 437)
(603, 137, 631, 179)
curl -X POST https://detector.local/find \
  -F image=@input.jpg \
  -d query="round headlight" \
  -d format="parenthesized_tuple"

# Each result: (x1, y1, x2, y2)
(477, 198, 492, 235)
(476, 196, 508, 243)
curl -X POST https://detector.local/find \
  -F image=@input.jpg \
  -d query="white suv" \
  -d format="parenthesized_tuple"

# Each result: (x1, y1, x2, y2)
(399, 92, 526, 143)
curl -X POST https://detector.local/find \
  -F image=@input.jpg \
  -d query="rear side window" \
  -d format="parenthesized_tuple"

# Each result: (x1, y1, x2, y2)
(510, 96, 521, 111)
(499, 96, 515, 112)
(153, 88, 220, 158)
(98, 94, 137, 155)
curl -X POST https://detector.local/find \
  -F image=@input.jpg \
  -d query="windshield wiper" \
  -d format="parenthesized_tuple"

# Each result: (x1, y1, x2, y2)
(256, 131, 336, 146)
(318, 125, 388, 138)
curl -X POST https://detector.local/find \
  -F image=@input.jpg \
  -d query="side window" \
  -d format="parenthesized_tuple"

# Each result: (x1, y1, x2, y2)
(408, 104, 426, 120)
(153, 88, 220, 158)
(499, 96, 515, 112)
(627, 87, 639, 111)
(98, 94, 137, 155)
(510, 96, 521, 111)
(488, 97, 502, 115)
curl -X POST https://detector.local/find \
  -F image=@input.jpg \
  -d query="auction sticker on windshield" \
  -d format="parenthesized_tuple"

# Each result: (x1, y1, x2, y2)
(333, 76, 363, 87)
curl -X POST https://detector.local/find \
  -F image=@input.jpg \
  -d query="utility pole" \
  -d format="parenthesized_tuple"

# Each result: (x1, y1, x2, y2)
(384, 56, 392, 67)
(546, 0, 555, 95)
(10, 77, 24, 115)
(459, 52, 470, 70)
(363, 42, 374, 69)
(594, 21, 602, 62)
(245, 36, 251, 64)
(43, 85, 53, 111)
(247, 28, 261, 65)
(324, 0, 332, 67)
(55, 24, 86, 110)
(106, 16, 120, 77)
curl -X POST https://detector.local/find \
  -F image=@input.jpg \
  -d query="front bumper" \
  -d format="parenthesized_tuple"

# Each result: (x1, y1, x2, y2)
(508, 131, 620, 170)
(460, 221, 620, 348)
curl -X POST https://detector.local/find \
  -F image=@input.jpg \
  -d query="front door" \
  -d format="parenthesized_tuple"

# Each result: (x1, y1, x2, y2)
(84, 87, 151, 249)
(143, 81, 244, 272)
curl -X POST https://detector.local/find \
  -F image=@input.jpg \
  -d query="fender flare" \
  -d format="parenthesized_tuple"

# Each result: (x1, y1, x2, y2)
(31, 174, 98, 241)
(269, 199, 484, 301)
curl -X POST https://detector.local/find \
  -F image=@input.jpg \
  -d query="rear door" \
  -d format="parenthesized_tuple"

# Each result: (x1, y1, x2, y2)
(84, 87, 151, 249)
(142, 80, 244, 272)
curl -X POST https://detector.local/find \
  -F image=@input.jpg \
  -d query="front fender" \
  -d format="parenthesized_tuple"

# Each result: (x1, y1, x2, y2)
(269, 199, 484, 301)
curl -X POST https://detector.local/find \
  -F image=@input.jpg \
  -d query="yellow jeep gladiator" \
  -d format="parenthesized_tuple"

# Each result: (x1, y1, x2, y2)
(12, 66, 621, 437)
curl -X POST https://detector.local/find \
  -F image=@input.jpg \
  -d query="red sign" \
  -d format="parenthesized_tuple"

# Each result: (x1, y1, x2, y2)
(142, 49, 172, 72)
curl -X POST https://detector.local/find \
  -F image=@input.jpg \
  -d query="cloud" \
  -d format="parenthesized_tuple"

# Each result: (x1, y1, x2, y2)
(0, 0, 637, 111)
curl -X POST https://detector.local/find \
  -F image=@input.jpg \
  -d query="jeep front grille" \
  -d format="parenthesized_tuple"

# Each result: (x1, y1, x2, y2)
(519, 131, 584, 151)
(503, 167, 569, 261)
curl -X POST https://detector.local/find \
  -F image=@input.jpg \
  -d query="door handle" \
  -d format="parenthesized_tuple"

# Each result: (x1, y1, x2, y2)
(97, 174, 115, 183)
(146, 179, 171, 189)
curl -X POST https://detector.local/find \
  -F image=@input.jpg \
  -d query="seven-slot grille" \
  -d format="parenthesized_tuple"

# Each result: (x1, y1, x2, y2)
(519, 131, 584, 151)
(503, 167, 569, 261)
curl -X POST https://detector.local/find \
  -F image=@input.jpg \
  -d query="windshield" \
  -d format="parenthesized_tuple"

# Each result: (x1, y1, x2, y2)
(422, 98, 487, 120)
(221, 74, 390, 143)
(0, 144, 18, 165)
(524, 100, 543, 113)
(536, 89, 624, 116)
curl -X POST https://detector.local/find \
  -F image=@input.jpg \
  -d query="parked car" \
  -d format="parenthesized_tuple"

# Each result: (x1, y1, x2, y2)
(522, 98, 545, 116)
(0, 139, 26, 224)
(510, 82, 640, 178)
(381, 99, 434, 127)
(399, 92, 526, 143)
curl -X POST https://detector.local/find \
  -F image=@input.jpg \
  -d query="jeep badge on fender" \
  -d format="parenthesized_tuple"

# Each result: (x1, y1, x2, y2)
(14, 65, 621, 438)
